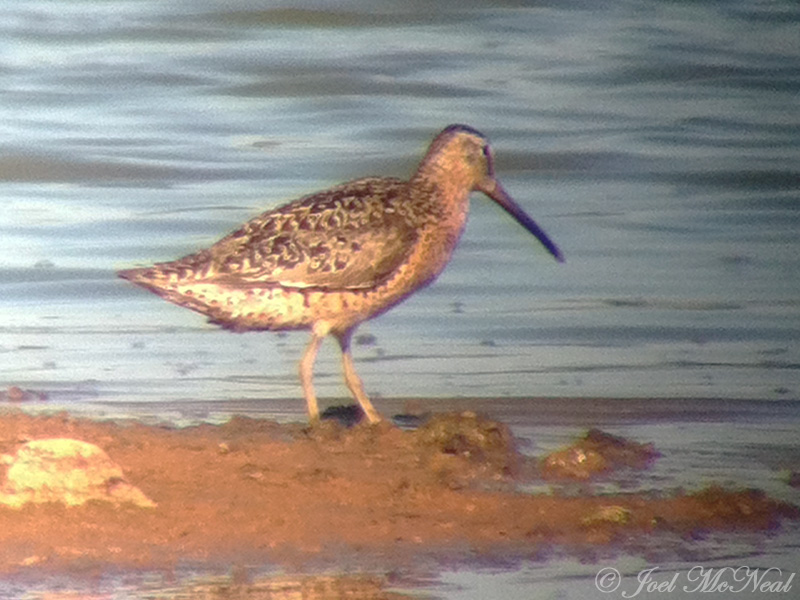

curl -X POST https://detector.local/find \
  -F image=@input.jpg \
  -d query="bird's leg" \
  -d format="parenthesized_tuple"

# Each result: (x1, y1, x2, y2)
(299, 331, 325, 425)
(336, 329, 382, 424)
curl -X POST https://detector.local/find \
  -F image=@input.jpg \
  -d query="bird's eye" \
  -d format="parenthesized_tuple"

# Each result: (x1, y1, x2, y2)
(482, 145, 493, 165)
(481, 144, 495, 176)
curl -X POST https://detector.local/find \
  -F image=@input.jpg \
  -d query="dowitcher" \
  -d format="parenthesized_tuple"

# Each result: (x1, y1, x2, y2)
(119, 124, 564, 424)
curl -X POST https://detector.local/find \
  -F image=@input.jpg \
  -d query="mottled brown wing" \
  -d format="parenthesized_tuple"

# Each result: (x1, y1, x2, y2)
(204, 178, 419, 290)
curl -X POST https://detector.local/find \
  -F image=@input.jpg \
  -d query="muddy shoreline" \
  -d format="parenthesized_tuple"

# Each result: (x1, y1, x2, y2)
(0, 408, 797, 576)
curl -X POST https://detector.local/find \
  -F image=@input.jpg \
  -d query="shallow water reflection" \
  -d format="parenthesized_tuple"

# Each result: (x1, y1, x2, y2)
(144, 573, 411, 600)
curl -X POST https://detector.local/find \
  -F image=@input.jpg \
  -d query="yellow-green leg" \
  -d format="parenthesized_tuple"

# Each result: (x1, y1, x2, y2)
(299, 332, 324, 425)
(337, 330, 382, 424)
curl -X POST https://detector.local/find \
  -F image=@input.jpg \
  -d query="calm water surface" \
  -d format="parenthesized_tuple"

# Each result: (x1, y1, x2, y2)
(0, 0, 798, 598)
(1, 0, 798, 405)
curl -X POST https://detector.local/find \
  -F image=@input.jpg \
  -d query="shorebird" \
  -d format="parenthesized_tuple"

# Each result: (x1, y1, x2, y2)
(119, 124, 564, 424)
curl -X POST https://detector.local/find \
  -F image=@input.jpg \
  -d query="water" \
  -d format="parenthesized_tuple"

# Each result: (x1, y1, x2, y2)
(0, 0, 799, 598)
(1, 1, 799, 406)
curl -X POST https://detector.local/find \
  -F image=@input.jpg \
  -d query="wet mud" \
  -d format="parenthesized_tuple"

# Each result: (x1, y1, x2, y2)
(0, 409, 796, 576)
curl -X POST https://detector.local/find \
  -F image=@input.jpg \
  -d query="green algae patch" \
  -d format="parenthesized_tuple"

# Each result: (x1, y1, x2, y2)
(0, 438, 156, 509)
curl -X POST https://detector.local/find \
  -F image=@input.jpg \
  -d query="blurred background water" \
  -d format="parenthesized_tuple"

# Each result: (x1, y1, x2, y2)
(1, 0, 798, 411)
(0, 1, 799, 598)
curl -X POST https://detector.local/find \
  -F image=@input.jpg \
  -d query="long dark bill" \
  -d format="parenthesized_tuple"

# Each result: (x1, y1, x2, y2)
(482, 179, 565, 262)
